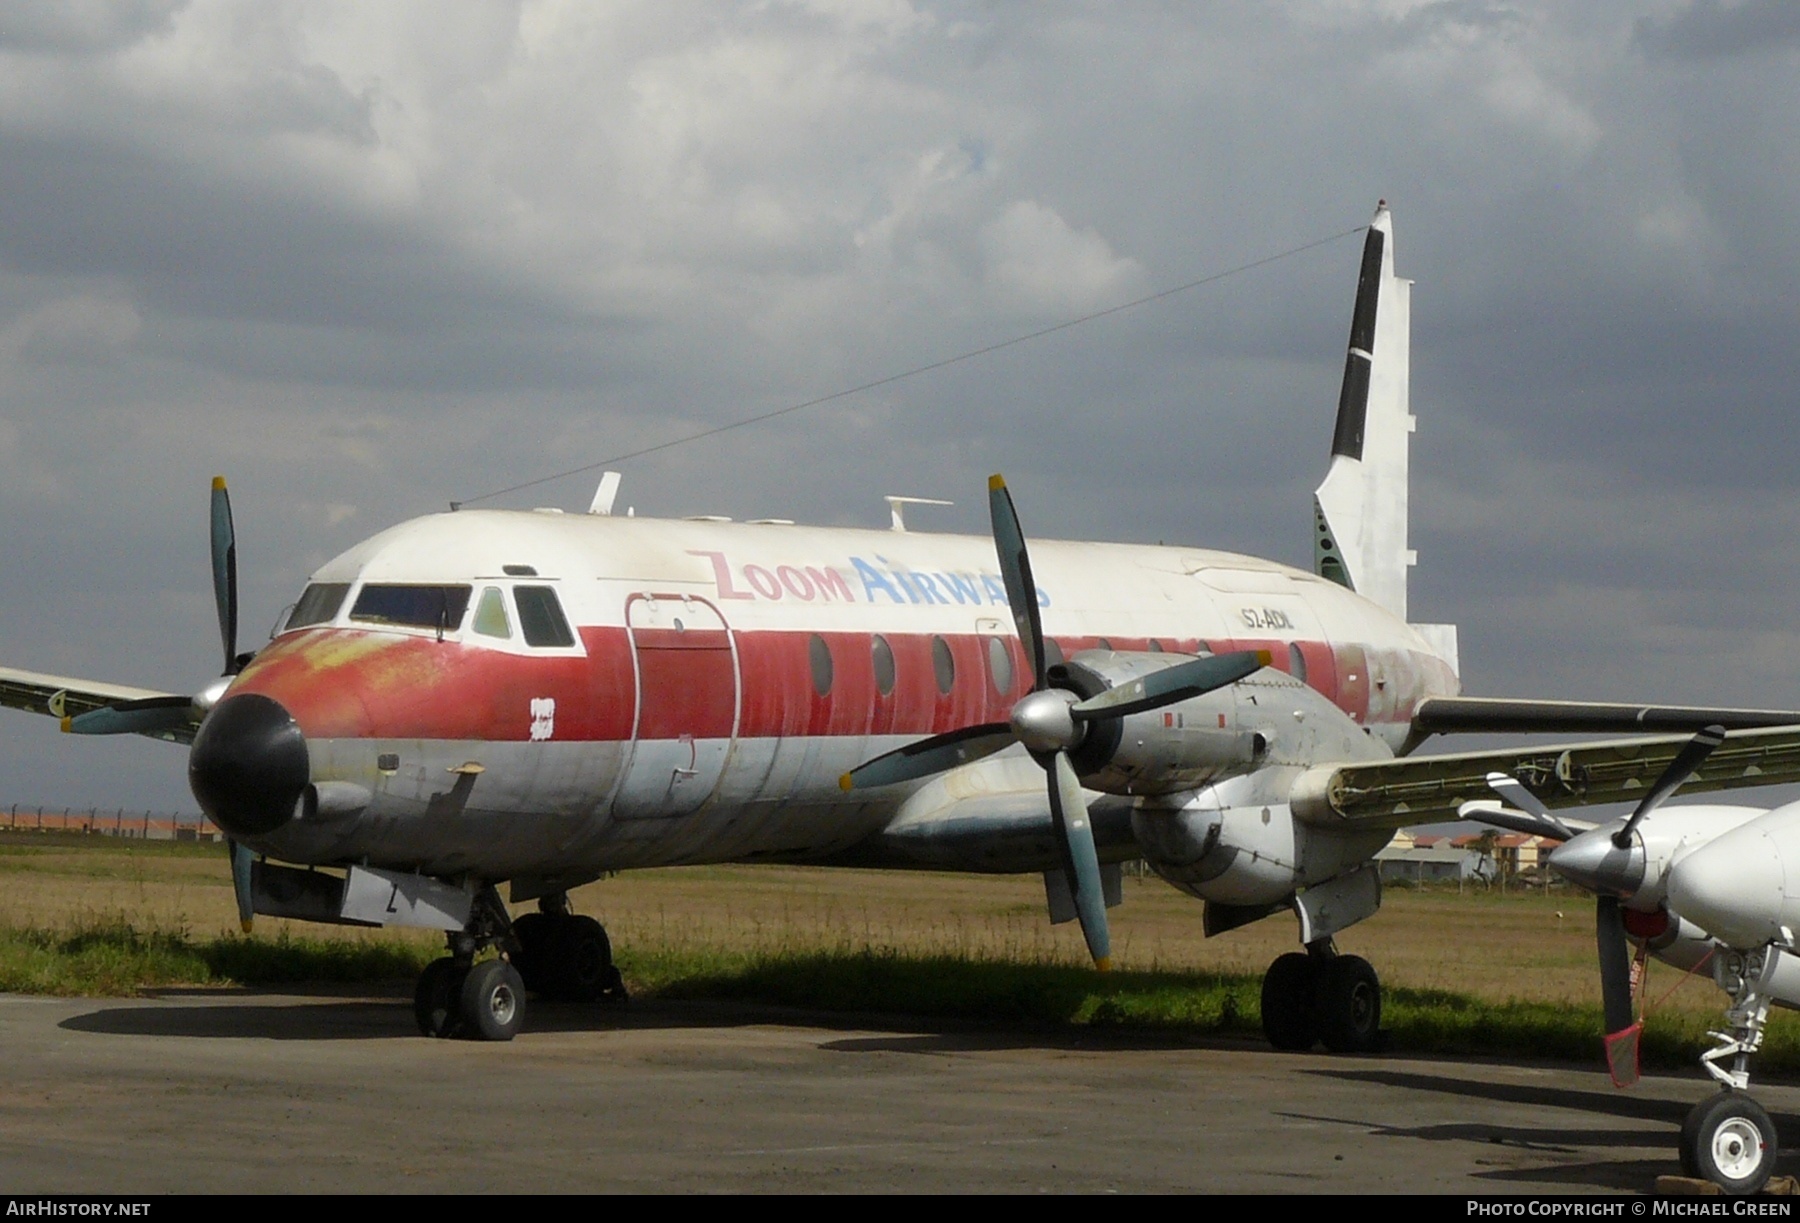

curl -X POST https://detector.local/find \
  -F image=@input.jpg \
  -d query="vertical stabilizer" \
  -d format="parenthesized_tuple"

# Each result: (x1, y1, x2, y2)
(1313, 202, 1415, 621)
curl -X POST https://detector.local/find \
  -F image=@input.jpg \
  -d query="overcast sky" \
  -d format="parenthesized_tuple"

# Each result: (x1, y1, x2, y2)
(1, 0, 1796, 812)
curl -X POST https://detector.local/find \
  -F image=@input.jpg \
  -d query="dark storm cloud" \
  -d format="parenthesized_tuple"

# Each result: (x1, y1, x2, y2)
(0, 0, 183, 55)
(1636, 0, 1800, 60)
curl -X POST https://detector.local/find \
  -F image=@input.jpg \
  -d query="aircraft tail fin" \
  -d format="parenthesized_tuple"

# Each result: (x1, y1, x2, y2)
(1313, 201, 1415, 622)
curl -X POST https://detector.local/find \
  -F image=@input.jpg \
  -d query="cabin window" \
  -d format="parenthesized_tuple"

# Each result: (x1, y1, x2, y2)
(932, 635, 955, 695)
(986, 636, 1013, 696)
(286, 583, 349, 630)
(1147, 639, 1164, 653)
(1095, 637, 1113, 651)
(350, 584, 472, 631)
(871, 635, 896, 697)
(473, 587, 511, 639)
(809, 634, 834, 697)
(1288, 642, 1307, 683)
(514, 586, 576, 648)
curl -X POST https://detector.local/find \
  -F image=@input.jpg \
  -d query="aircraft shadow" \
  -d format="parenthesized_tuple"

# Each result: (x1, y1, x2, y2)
(61, 999, 415, 1041)
(1308, 1067, 1800, 1190)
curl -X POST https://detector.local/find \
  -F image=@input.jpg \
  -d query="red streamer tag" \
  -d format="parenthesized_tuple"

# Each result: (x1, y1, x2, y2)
(1605, 1022, 1643, 1089)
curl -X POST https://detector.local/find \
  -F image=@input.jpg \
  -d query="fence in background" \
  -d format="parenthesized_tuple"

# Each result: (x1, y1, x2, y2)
(0, 805, 221, 842)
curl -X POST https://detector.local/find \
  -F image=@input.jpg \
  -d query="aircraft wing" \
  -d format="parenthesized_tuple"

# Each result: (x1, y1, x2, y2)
(0, 666, 199, 745)
(1410, 696, 1800, 739)
(1292, 724, 1800, 832)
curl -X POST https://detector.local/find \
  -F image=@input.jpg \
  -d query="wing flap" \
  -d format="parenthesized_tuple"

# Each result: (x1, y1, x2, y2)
(1293, 725, 1800, 830)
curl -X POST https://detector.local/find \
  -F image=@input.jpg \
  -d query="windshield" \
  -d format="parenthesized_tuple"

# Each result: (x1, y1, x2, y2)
(349, 584, 472, 630)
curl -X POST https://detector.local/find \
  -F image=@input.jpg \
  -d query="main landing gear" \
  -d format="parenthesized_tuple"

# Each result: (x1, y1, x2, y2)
(1260, 940, 1383, 1054)
(411, 888, 627, 1041)
(1678, 947, 1782, 1194)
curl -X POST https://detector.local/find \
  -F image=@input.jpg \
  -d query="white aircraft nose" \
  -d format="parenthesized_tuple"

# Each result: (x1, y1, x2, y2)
(1667, 826, 1787, 950)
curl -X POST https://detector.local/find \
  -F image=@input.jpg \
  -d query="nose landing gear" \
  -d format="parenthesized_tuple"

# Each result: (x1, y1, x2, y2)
(410, 887, 626, 1041)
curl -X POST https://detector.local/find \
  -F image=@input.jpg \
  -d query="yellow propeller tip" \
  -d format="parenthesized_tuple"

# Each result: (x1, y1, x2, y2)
(240, 919, 254, 934)
(58, 716, 71, 734)
(1094, 957, 1112, 972)
(211, 475, 228, 491)
(1256, 649, 1273, 665)
(987, 474, 1006, 491)
(838, 773, 855, 792)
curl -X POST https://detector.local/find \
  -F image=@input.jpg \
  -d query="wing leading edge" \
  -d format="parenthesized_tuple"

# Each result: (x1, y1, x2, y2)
(1292, 724, 1800, 831)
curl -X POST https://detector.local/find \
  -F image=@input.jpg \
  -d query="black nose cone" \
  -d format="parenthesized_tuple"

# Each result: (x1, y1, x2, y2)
(189, 693, 309, 838)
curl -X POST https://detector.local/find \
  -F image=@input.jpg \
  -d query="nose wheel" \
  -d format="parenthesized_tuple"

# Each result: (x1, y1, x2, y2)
(1681, 1091, 1776, 1196)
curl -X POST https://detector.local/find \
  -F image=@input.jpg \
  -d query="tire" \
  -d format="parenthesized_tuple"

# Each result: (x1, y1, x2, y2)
(1681, 1091, 1776, 1195)
(1261, 952, 1321, 1051)
(552, 915, 614, 1003)
(512, 912, 554, 996)
(459, 958, 526, 1042)
(413, 957, 466, 1039)
(1317, 954, 1382, 1054)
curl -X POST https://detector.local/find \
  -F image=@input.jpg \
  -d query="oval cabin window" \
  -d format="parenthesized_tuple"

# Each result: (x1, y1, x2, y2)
(871, 634, 896, 696)
(809, 634, 834, 697)
(931, 635, 955, 695)
(986, 636, 1013, 696)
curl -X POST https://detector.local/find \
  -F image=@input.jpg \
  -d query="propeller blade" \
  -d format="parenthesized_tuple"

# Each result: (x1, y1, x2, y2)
(63, 695, 195, 737)
(229, 839, 255, 933)
(1047, 751, 1111, 970)
(1070, 650, 1270, 722)
(988, 475, 1047, 689)
(840, 723, 1013, 791)
(1457, 800, 1572, 841)
(210, 476, 239, 675)
(1596, 895, 1635, 1036)
(1481, 773, 1576, 841)
(1612, 724, 1726, 849)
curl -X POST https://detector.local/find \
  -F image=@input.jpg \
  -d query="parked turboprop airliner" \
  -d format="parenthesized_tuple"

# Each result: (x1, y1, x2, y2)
(9, 203, 1800, 1060)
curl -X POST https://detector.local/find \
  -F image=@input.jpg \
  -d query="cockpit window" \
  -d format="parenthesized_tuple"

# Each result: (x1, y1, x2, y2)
(472, 587, 511, 639)
(286, 583, 350, 630)
(514, 586, 575, 648)
(350, 584, 472, 630)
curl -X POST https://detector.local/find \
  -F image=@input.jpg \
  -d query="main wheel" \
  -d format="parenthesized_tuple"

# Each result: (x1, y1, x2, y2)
(413, 957, 466, 1039)
(551, 915, 615, 1003)
(511, 912, 555, 996)
(1316, 954, 1382, 1054)
(1680, 1091, 1776, 1195)
(1262, 952, 1321, 1051)
(459, 958, 526, 1042)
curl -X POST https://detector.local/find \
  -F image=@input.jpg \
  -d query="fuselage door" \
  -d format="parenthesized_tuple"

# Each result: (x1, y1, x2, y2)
(613, 593, 740, 820)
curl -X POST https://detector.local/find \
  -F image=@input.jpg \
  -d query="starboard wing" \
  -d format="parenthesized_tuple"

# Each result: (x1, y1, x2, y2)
(1292, 724, 1800, 831)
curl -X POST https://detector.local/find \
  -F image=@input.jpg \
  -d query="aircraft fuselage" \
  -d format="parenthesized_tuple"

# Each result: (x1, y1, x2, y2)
(209, 509, 1458, 885)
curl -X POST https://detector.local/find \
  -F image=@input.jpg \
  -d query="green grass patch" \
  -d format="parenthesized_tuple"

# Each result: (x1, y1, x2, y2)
(619, 945, 1800, 1073)
(0, 916, 434, 995)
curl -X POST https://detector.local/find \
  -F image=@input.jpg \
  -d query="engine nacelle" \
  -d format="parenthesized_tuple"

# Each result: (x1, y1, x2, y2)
(1132, 769, 1394, 909)
(1060, 651, 1335, 796)
(1666, 799, 1800, 950)
(1550, 805, 1768, 913)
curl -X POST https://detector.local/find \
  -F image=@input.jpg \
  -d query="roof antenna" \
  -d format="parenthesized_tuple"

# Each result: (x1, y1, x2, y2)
(885, 495, 953, 532)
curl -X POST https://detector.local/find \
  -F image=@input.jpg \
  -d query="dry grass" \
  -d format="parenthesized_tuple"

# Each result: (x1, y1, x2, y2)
(0, 831, 1723, 1021)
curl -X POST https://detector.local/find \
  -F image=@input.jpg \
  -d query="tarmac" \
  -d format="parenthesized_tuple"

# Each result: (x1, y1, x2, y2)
(0, 988, 1791, 1194)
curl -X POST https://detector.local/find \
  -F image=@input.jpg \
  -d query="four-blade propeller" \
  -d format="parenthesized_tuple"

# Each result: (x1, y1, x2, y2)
(842, 475, 1269, 970)
(63, 478, 260, 931)
(1471, 725, 1727, 1074)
